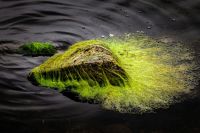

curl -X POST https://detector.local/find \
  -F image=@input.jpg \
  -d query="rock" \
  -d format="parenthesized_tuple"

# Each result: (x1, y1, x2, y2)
(28, 44, 128, 89)
(18, 42, 56, 56)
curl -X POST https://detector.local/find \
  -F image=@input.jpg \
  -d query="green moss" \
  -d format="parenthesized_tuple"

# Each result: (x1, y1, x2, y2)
(19, 41, 56, 56)
(29, 34, 199, 113)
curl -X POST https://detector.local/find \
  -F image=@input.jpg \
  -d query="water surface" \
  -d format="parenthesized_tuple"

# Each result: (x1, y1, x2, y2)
(0, 0, 200, 132)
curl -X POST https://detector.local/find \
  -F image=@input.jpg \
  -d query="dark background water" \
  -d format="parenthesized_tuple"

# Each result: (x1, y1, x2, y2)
(0, 0, 200, 133)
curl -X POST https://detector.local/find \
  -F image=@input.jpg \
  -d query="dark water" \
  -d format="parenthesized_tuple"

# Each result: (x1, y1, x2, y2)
(0, 0, 200, 133)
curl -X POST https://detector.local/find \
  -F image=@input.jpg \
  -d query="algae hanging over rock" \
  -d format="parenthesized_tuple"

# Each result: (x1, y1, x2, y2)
(28, 34, 199, 113)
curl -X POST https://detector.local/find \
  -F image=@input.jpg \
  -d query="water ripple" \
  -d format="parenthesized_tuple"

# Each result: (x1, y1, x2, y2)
(0, 0, 200, 132)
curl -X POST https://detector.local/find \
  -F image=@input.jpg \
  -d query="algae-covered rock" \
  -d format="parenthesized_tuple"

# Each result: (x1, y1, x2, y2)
(28, 35, 198, 113)
(19, 42, 56, 56)
(28, 44, 128, 90)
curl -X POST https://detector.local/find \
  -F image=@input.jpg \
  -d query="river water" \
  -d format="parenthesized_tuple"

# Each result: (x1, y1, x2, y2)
(0, 0, 200, 132)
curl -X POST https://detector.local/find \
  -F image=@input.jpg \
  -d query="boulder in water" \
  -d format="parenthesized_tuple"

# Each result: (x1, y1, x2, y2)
(28, 44, 128, 90)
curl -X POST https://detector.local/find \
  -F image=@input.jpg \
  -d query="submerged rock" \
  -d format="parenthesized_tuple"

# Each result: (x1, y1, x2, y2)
(28, 44, 128, 89)
(18, 42, 56, 56)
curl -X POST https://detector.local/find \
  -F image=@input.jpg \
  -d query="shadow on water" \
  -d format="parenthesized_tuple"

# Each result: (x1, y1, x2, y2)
(0, 0, 200, 132)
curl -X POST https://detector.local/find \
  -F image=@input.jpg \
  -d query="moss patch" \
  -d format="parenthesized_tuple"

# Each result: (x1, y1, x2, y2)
(29, 34, 199, 113)
(19, 42, 56, 56)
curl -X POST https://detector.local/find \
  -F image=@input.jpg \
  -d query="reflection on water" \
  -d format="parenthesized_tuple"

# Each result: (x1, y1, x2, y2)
(0, 0, 200, 132)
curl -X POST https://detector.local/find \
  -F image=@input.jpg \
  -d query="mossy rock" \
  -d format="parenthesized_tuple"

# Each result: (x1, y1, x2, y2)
(19, 42, 56, 56)
(28, 44, 128, 90)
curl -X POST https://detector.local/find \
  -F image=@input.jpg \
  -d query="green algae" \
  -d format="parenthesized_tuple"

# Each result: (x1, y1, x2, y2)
(29, 34, 199, 113)
(19, 41, 56, 56)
